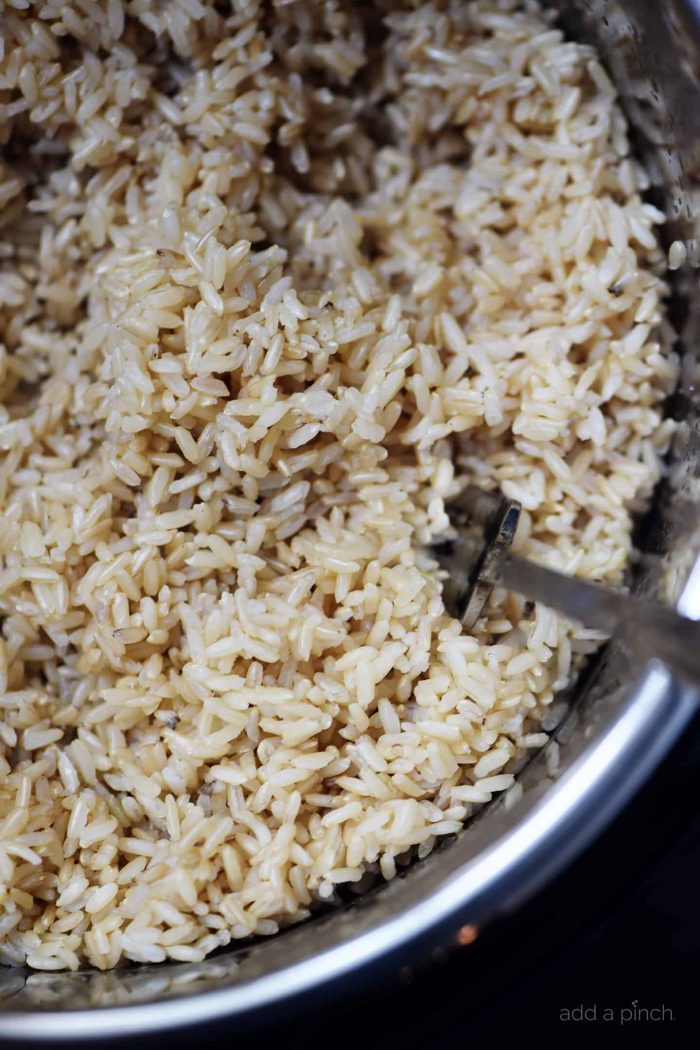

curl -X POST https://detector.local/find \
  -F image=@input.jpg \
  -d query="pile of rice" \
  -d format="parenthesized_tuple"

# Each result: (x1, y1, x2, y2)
(0, 0, 677, 971)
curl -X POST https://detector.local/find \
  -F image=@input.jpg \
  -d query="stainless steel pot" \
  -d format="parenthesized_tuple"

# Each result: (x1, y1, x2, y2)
(2, 1, 699, 1037)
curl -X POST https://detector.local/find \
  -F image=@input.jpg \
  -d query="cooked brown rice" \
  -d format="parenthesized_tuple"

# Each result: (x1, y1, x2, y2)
(0, 0, 677, 971)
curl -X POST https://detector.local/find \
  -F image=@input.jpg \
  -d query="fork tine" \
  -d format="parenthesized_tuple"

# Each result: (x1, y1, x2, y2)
(436, 486, 522, 627)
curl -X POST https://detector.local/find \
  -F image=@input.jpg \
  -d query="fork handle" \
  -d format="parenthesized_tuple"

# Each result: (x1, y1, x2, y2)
(500, 553, 700, 687)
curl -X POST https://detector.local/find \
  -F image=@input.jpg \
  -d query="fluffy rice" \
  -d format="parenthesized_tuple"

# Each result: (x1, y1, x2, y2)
(0, 0, 677, 971)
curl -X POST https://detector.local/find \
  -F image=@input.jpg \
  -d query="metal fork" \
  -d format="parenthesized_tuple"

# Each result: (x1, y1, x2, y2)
(432, 485, 700, 686)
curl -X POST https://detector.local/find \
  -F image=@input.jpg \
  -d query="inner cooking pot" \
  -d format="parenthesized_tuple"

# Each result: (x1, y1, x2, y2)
(1, 0, 699, 1037)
